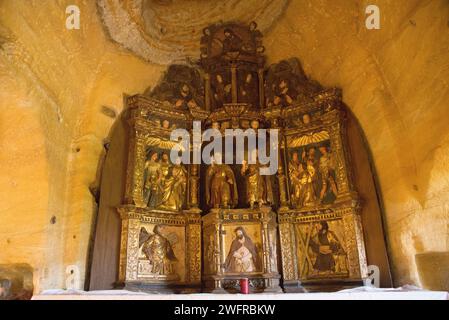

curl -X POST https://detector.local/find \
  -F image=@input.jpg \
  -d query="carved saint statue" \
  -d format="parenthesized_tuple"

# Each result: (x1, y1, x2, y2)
(139, 225, 178, 276)
(205, 155, 238, 208)
(143, 152, 162, 208)
(241, 150, 271, 209)
(309, 221, 347, 274)
(225, 227, 260, 273)
(289, 151, 303, 206)
(273, 79, 296, 107)
(174, 83, 199, 109)
(222, 28, 243, 56)
(159, 161, 187, 211)
(212, 74, 232, 108)
(289, 148, 320, 208)
(318, 146, 338, 204)
(238, 73, 257, 106)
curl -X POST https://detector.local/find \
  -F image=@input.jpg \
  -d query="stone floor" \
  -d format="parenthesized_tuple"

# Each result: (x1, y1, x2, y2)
(33, 287, 448, 300)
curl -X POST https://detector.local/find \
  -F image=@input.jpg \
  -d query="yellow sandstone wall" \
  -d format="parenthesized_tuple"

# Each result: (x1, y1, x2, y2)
(0, 0, 448, 293)
(263, 0, 449, 287)
(0, 0, 165, 291)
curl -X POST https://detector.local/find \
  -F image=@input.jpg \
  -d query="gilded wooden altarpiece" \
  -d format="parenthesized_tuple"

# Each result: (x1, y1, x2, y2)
(117, 21, 368, 293)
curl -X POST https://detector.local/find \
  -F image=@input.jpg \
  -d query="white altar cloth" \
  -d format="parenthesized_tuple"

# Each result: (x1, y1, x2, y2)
(33, 286, 448, 300)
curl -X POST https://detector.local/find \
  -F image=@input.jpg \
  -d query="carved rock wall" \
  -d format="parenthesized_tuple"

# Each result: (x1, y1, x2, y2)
(0, 0, 448, 293)
(262, 0, 449, 287)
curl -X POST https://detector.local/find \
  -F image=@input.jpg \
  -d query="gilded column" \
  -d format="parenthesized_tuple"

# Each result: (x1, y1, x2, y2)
(231, 64, 238, 103)
(131, 133, 147, 207)
(215, 222, 223, 275)
(261, 208, 272, 274)
(205, 73, 211, 111)
(189, 164, 199, 207)
(258, 68, 265, 108)
(275, 122, 289, 208)
(219, 223, 226, 274)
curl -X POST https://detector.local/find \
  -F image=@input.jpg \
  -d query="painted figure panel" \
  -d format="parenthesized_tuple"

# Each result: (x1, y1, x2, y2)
(295, 220, 348, 279)
(223, 224, 262, 274)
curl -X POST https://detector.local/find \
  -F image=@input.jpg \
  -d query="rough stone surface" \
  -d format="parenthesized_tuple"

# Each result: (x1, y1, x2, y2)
(0, 0, 448, 293)
(415, 252, 449, 291)
(97, 0, 288, 64)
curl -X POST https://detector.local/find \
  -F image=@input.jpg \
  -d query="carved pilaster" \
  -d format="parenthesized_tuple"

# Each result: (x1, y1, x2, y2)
(118, 213, 140, 281)
(342, 209, 368, 279)
(186, 223, 202, 283)
(279, 222, 296, 281)
(132, 132, 147, 207)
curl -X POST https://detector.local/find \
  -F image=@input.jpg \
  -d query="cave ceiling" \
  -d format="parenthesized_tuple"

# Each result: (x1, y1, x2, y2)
(97, 0, 288, 65)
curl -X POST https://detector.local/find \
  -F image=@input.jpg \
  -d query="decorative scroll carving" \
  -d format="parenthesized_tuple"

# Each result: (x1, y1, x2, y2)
(279, 223, 296, 281)
(187, 223, 202, 282)
(125, 218, 140, 281)
(146, 64, 205, 110)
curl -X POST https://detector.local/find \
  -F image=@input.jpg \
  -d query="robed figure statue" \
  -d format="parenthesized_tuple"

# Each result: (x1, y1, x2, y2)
(143, 152, 162, 208)
(241, 150, 273, 209)
(159, 162, 187, 211)
(205, 155, 238, 209)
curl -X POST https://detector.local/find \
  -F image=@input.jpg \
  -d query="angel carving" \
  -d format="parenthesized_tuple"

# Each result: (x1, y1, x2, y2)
(139, 225, 178, 276)
(205, 155, 238, 209)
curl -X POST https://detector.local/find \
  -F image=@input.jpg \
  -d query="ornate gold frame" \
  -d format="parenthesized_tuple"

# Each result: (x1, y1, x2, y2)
(272, 90, 368, 291)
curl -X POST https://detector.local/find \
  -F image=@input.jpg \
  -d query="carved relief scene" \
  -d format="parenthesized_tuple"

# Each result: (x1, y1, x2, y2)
(143, 149, 188, 211)
(138, 224, 184, 281)
(287, 136, 337, 208)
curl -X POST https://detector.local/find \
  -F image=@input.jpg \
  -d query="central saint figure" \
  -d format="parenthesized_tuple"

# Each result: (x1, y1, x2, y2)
(205, 154, 238, 208)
